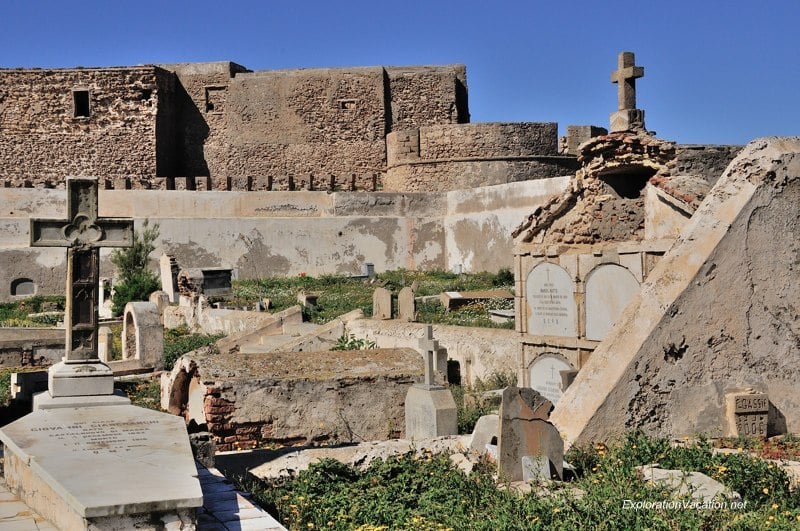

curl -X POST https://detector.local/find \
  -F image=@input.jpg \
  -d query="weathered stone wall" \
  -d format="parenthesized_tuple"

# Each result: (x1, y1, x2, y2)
(386, 65, 468, 129)
(164, 347, 423, 450)
(673, 145, 743, 184)
(0, 328, 64, 367)
(0, 66, 169, 185)
(385, 123, 577, 192)
(0, 180, 564, 301)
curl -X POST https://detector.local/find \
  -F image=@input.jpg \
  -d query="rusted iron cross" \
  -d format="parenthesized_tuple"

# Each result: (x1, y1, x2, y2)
(30, 178, 133, 362)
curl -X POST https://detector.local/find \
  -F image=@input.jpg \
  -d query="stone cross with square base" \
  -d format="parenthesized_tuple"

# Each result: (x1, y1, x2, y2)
(418, 324, 440, 388)
(609, 51, 646, 133)
(30, 178, 133, 400)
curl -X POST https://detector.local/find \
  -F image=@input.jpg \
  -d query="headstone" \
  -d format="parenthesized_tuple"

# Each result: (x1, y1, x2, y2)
(528, 354, 575, 406)
(398, 286, 416, 322)
(159, 253, 180, 303)
(372, 287, 392, 319)
(97, 325, 112, 363)
(404, 325, 457, 439)
(610, 51, 646, 133)
(497, 386, 563, 482)
(727, 392, 769, 438)
(522, 455, 552, 482)
(525, 263, 576, 337)
(149, 290, 170, 325)
(584, 264, 640, 341)
(0, 178, 202, 529)
(362, 262, 375, 278)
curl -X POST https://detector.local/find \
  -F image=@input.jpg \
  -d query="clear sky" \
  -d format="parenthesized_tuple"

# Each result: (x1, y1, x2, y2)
(1, 0, 797, 145)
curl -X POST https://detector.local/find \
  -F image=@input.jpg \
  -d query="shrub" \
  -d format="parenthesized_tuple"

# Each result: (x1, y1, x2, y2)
(110, 220, 160, 316)
(163, 326, 223, 369)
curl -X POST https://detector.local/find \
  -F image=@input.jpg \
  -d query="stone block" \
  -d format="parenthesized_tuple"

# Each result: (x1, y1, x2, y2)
(404, 384, 457, 440)
(497, 386, 563, 481)
(372, 287, 392, 320)
(397, 286, 415, 322)
(469, 414, 499, 453)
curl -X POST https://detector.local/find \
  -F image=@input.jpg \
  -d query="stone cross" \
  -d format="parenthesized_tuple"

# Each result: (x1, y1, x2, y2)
(30, 178, 133, 363)
(418, 325, 439, 387)
(611, 51, 644, 111)
(609, 51, 646, 133)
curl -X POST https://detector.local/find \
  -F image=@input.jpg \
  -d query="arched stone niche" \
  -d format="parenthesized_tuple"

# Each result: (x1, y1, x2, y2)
(525, 262, 576, 337)
(11, 278, 36, 297)
(122, 301, 164, 370)
(584, 264, 640, 341)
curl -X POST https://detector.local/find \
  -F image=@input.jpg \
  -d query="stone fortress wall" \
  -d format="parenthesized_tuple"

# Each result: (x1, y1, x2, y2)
(0, 61, 579, 193)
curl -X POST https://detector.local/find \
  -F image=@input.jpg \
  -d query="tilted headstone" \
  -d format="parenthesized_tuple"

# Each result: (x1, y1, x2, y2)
(497, 386, 563, 481)
(404, 325, 457, 439)
(159, 253, 180, 303)
(372, 287, 392, 320)
(398, 286, 416, 322)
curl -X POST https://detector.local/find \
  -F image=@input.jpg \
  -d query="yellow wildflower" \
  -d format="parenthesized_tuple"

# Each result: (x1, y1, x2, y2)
(763, 488, 770, 495)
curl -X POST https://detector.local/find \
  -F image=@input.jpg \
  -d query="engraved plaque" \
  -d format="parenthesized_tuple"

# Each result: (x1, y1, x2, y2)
(731, 393, 769, 437)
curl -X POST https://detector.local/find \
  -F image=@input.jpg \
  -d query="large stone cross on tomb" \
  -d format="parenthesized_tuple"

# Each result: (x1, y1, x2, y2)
(609, 51, 646, 133)
(30, 177, 133, 400)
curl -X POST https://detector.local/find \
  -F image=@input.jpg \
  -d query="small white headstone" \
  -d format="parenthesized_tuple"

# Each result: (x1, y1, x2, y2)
(525, 263, 576, 337)
(529, 354, 574, 405)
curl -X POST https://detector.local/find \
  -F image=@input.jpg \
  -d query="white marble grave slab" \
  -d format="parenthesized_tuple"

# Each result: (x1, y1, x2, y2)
(0, 404, 202, 519)
(525, 263, 576, 337)
(585, 264, 640, 341)
(529, 354, 574, 405)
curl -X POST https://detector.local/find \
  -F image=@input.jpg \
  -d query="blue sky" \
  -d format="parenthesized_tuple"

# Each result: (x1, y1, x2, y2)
(2, 0, 797, 145)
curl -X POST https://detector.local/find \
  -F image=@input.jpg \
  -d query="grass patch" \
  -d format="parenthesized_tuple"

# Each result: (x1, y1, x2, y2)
(232, 269, 514, 327)
(163, 326, 223, 370)
(0, 296, 65, 327)
(241, 431, 800, 530)
(452, 371, 517, 434)
(115, 379, 162, 410)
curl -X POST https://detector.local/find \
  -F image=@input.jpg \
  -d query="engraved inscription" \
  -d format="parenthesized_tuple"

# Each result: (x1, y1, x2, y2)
(525, 263, 576, 337)
(29, 419, 160, 455)
(531, 282, 570, 325)
(732, 393, 769, 437)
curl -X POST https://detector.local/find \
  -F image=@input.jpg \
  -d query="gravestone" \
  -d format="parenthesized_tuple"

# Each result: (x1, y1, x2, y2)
(584, 264, 640, 341)
(372, 287, 392, 320)
(497, 386, 563, 482)
(177, 267, 232, 298)
(727, 393, 769, 437)
(159, 253, 180, 303)
(610, 51, 645, 132)
(97, 325, 112, 363)
(398, 286, 416, 322)
(404, 326, 457, 439)
(528, 354, 575, 406)
(0, 178, 202, 530)
(525, 263, 576, 337)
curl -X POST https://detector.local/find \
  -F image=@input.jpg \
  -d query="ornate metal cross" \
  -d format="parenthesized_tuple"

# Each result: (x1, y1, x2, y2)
(30, 178, 133, 362)
(610, 51, 644, 111)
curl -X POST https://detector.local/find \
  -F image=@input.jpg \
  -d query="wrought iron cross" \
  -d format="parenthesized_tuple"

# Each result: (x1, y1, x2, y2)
(30, 178, 133, 362)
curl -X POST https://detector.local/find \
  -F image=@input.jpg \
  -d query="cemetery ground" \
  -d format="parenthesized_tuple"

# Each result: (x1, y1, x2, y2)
(2, 271, 800, 529)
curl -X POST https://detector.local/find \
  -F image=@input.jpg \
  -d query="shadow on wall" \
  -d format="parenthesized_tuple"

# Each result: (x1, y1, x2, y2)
(175, 82, 210, 177)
